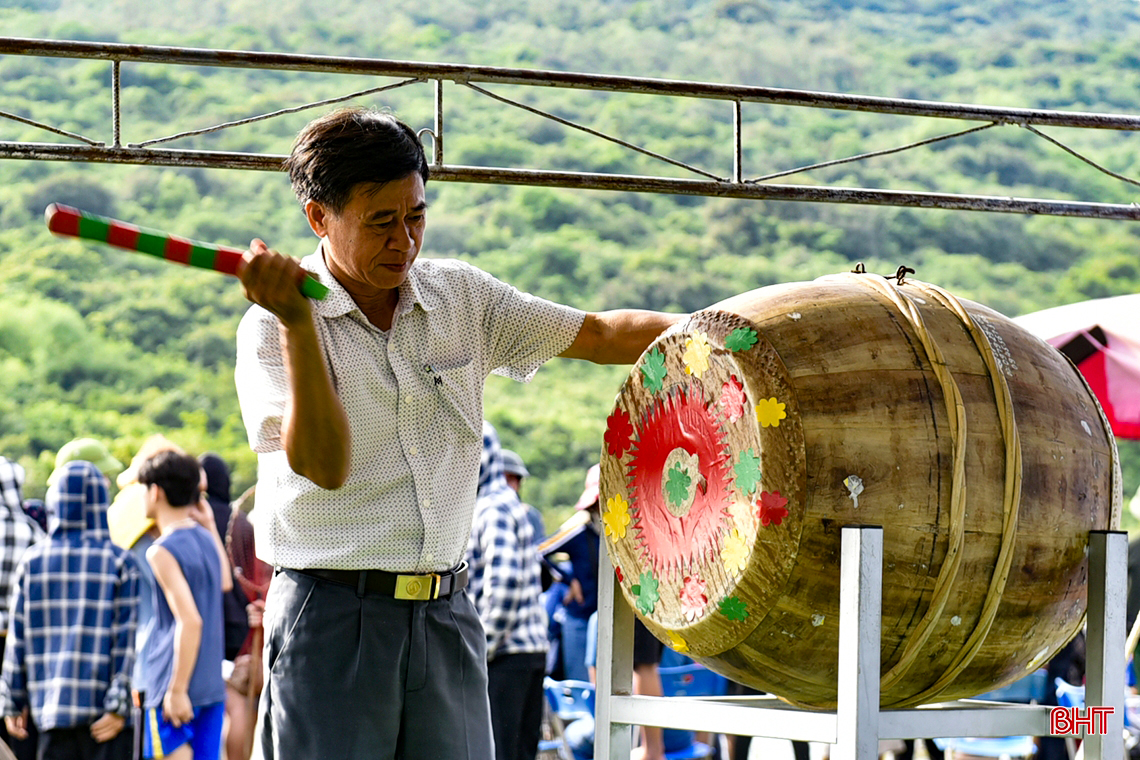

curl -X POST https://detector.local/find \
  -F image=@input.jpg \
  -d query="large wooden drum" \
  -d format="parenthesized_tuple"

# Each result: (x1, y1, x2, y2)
(599, 272, 1121, 708)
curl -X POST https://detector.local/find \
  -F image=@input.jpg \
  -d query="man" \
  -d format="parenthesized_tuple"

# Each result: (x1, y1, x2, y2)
(539, 464, 602, 682)
(1, 461, 138, 760)
(234, 106, 682, 759)
(0, 456, 44, 760)
(501, 448, 545, 544)
(138, 451, 232, 760)
(468, 423, 548, 760)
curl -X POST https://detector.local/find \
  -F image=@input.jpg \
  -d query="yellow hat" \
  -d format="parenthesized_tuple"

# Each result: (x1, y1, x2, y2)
(116, 434, 185, 489)
(107, 482, 155, 549)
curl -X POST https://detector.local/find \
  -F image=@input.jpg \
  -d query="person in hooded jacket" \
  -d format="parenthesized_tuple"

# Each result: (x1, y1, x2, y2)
(467, 421, 548, 760)
(198, 453, 269, 760)
(0, 460, 139, 760)
(197, 454, 251, 665)
(0, 455, 44, 760)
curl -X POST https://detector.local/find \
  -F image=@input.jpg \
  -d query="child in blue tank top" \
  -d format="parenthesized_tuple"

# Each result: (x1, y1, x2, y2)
(137, 451, 233, 760)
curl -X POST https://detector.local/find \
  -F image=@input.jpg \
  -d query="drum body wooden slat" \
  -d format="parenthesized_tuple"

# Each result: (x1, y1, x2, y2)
(599, 275, 1119, 708)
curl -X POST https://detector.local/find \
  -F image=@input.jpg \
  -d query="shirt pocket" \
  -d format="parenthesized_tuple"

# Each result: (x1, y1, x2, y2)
(427, 355, 482, 439)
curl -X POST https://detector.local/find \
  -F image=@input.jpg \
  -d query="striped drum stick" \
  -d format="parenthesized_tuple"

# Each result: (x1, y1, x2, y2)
(45, 203, 329, 300)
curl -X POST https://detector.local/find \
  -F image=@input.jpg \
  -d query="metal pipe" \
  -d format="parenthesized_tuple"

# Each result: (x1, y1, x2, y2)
(4, 142, 1138, 220)
(2, 37, 1138, 130)
(434, 78, 444, 166)
(111, 60, 121, 148)
(733, 100, 743, 184)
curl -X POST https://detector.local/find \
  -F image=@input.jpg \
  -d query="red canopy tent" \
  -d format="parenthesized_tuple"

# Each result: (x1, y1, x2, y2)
(1013, 293, 1140, 440)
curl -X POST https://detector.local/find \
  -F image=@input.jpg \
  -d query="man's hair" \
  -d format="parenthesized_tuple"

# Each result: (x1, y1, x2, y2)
(138, 450, 201, 508)
(284, 107, 430, 214)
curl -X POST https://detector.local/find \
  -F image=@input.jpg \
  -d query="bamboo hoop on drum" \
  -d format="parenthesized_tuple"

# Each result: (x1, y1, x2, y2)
(842, 274, 1027, 704)
(838, 273, 971, 696)
(899, 279, 1024, 703)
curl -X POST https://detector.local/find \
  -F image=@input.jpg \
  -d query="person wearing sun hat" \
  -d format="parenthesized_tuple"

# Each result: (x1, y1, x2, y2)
(537, 464, 601, 682)
(51, 438, 124, 487)
(500, 449, 546, 546)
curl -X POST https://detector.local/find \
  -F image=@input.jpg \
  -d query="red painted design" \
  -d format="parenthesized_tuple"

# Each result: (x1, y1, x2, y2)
(680, 575, 709, 621)
(106, 222, 140, 250)
(46, 206, 80, 236)
(615, 566, 624, 583)
(719, 375, 747, 424)
(605, 409, 635, 457)
(163, 236, 193, 265)
(757, 490, 789, 527)
(213, 249, 244, 276)
(627, 383, 732, 578)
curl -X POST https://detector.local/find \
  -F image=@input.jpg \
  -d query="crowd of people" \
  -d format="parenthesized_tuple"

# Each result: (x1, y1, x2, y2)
(0, 438, 270, 760)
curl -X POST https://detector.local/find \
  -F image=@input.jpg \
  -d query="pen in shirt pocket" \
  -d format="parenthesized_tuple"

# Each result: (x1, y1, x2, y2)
(423, 364, 443, 387)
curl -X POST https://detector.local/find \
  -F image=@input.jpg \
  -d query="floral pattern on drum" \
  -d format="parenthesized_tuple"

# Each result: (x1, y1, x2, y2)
(626, 383, 733, 579)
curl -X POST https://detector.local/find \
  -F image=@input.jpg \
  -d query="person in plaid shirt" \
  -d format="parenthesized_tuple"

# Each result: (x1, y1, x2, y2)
(467, 422, 549, 760)
(0, 456, 44, 759)
(1, 460, 139, 760)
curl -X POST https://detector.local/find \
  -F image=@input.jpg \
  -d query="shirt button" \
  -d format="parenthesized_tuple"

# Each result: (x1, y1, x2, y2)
(422, 498, 431, 509)
(409, 446, 418, 456)
(424, 553, 434, 565)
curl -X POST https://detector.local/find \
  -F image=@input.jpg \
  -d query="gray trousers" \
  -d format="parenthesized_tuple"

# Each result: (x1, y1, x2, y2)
(253, 568, 494, 760)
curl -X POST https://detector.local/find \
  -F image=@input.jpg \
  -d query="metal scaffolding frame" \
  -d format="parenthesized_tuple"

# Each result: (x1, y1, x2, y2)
(1, 37, 1139, 219)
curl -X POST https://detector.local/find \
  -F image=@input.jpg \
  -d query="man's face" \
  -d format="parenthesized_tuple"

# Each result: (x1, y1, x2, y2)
(143, 483, 158, 520)
(306, 172, 427, 295)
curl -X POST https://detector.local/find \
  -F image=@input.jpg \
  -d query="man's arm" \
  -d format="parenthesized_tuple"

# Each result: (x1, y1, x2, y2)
(560, 310, 685, 365)
(1, 567, 29, 738)
(147, 545, 201, 728)
(189, 498, 233, 593)
(91, 554, 139, 742)
(238, 240, 351, 490)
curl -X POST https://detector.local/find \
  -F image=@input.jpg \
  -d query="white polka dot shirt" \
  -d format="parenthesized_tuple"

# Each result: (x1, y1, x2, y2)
(234, 246, 585, 573)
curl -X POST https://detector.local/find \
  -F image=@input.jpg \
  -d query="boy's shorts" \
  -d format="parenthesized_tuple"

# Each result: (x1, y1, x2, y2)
(143, 701, 224, 759)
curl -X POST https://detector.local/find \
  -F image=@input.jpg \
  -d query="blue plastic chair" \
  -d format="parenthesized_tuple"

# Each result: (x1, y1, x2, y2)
(934, 669, 1049, 759)
(543, 678, 597, 760)
(658, 660, 727, 759)
(545, 678, 597, 721)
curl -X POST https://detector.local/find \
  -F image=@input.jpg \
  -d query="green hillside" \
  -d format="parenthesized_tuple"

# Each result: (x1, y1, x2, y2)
(0, 0, 1137, 526)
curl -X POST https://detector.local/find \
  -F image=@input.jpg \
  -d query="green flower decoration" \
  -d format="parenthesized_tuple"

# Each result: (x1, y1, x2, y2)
(664, 463, 693, 509)
(634, 572, 660, 615)
(640, 348, 667, 393)
(724, 327, 759, 352)
(719, 596, 749, 621)
(734, 449, 762, 495)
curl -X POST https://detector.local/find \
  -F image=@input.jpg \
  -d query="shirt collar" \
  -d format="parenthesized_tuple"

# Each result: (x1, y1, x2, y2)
(301, 241, 442, 320)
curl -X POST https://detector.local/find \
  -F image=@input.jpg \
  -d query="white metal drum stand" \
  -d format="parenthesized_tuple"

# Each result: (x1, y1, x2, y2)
(594, 526, 1127, 760)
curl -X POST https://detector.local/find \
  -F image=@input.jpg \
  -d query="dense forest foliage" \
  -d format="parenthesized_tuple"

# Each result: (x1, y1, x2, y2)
(0, 0, 1137, 528)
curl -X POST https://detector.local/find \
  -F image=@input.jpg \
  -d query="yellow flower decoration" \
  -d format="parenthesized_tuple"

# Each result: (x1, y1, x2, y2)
(755, 397, 787, 428)
(668, 631, 689, 653)
(682, 332, 712, 378)
(603, 493, 632, 539)
(721, 528, 749, 574)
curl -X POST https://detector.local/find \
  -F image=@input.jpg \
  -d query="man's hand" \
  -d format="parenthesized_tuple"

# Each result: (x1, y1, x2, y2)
(188, 494, 218, 534)
(238, 239, 313, 328)
(4, 707, 28, 739)
(247, 597, 266, 629)
(90, 712, 126, 742)
(564, 578, 585, 606)
(162, 688, 194, 728)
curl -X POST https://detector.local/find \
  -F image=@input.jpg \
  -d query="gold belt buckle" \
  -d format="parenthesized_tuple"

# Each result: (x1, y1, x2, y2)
(394, 572, 440, 600)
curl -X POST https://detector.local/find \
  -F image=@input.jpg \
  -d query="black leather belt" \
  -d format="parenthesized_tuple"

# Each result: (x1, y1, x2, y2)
(293, 562, 468, 600)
